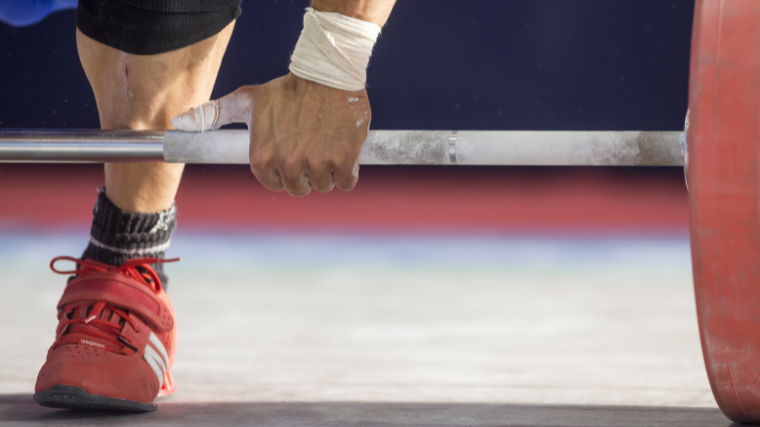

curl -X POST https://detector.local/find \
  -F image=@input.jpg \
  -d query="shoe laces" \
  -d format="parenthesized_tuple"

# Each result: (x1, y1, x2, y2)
(49, 256, 178, 354)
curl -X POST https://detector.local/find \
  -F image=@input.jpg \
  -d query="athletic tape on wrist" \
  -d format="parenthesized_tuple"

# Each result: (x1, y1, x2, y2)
(289, 7, 381, 92)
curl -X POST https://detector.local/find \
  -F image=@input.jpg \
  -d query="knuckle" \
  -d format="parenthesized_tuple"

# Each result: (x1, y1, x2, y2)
(281, 159, 303, 179)
(308, 160, 330, 178)
(313, 182, 335, 193)
(250, 161, 267, 175)
(255, 173, 284, 192)
(250, 152, 276, 172)
(279, 173, 297, 188)
(249, 163, 284, 192)
(335, 171, 359, 191)
(337, 180, 357, 192)
(263, 181, 284, 192)
(287, 186, 311, 198)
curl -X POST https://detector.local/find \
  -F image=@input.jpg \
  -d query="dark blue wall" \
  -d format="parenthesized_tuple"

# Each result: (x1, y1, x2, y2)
(0, 0, 693, 131)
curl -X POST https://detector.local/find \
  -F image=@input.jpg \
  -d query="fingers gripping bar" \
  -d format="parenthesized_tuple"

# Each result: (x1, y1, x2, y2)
(0, 129, 684, 166)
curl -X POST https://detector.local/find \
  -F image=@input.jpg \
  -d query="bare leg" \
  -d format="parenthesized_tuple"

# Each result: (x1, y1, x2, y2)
(76, 23, 235, 213)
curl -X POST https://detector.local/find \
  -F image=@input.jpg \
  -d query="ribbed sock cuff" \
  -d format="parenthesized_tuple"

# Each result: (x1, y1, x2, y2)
(81, 189, 177, 287)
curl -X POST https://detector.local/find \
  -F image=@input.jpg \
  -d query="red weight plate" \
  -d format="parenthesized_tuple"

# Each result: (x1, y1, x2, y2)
(689, 0, 760, 423)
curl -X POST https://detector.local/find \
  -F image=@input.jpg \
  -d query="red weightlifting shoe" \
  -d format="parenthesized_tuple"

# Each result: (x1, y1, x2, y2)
(34, 256, 179, 412)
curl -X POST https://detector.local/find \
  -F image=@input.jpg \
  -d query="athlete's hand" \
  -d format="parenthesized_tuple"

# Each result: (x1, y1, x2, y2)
(172, 73, 370, 196)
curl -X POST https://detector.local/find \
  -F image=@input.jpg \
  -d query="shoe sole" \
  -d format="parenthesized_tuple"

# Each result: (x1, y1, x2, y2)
(33, 385, 157, 412)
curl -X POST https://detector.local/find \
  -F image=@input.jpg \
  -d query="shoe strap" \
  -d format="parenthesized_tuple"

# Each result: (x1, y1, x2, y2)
(58, 273, 174, 332)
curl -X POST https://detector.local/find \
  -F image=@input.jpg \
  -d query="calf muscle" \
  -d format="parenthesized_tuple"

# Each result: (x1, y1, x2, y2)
(76, 23, 235, 212)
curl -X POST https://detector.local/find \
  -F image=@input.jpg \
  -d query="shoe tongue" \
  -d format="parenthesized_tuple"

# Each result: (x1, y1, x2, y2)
(133, 265, 161, 292)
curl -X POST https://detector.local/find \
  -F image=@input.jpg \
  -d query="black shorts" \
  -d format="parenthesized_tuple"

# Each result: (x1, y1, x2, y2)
(77, 0, 242, 55)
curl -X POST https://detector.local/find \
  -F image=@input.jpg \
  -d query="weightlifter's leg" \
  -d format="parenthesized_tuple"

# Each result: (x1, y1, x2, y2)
(75, 24, 233, 279)
(78, 24, 234, 212)
(33, 23, 235, 413)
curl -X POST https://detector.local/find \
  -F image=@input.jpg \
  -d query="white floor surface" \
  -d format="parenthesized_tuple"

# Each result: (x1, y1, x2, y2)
(0, 229, 716, 410)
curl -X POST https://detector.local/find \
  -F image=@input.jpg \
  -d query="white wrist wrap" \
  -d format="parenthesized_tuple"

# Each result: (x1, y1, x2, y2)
(289, 7, 381, 92)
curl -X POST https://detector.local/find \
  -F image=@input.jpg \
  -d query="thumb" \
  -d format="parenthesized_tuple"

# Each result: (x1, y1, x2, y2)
(171, 87, 255, 132)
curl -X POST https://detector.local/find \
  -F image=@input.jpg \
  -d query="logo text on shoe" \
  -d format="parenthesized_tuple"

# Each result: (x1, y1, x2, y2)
(79, 339, 106, 349)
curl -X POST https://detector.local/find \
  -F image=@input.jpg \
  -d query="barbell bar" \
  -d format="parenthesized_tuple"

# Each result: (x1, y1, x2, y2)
(0, 129, 685, 166)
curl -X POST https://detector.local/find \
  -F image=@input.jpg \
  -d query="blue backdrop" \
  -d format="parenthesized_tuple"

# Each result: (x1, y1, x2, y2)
(0, 0, 693, 132)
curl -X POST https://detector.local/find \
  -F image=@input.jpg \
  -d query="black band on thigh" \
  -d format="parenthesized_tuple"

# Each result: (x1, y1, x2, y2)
(76, 0, 242, 55)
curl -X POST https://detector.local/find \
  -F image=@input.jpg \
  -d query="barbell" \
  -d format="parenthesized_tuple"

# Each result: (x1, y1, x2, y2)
(0, 129, 686, 166)
(0, 0, 757, 423)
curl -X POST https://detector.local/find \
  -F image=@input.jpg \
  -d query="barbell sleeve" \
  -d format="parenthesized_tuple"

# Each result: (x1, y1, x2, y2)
(0, 129, 165, 163)
(0, 129, 684, 166)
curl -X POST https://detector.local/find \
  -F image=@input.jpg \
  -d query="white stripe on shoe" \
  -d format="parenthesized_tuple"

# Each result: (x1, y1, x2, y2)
(148, 332, 170, 367)
(143, 348, 165, 390)
(143, 332, 169, 389)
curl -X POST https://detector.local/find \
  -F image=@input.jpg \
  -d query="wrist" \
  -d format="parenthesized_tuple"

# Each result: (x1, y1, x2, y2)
(288, 7, 381, 92)
(286, 72, 367, 95)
